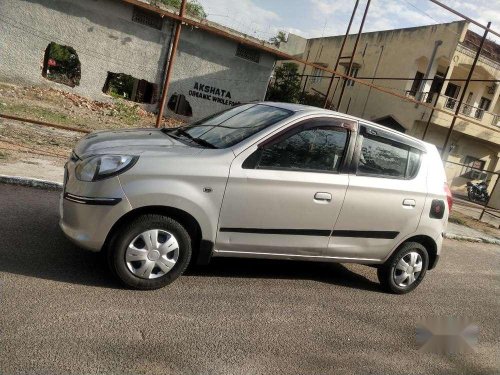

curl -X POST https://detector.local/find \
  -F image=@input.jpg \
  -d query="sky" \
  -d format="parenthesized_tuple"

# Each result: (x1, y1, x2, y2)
(196, 0, 500, 42)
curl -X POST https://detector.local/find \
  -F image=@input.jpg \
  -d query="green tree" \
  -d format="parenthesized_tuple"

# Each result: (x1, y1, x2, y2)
(153, 0, 207, 19)
(266, 63, 301, 103)
(269, 30, 287, 47)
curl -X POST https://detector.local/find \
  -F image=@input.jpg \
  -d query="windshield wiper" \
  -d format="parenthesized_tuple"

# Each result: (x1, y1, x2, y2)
(165, 127, 217, 149)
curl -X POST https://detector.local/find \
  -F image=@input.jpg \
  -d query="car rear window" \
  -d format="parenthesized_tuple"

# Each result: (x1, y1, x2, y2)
(357, 133, 421, 179)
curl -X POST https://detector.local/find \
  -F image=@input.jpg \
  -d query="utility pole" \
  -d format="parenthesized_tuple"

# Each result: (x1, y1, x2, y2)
(156, 0, 187, 128)
(441, 21, 491, 158)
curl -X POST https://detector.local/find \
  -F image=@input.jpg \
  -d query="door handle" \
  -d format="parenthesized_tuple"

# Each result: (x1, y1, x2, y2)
(402, 199, 416, 207)
(314, 192, 332, 202)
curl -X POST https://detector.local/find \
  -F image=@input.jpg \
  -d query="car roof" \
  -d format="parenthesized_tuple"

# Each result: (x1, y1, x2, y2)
(258, 101, 432, 151)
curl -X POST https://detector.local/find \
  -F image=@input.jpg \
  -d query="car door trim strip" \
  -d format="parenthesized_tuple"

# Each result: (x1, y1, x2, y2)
(219, 228, 331, 236)
(219, 228, 399, 239)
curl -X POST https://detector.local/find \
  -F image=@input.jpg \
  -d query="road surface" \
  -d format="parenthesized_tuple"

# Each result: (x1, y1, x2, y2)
(0, 184, 499, 375)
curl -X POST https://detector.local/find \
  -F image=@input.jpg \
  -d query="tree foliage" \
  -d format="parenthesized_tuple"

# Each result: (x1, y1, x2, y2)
(153, 0, 207, 19)
(266, 63, 301, 103)
(269, 30, 287, 47)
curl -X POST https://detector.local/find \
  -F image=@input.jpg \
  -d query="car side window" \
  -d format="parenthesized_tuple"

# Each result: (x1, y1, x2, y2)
(357, 131, 421, 179)
(256, 126, 348, 172)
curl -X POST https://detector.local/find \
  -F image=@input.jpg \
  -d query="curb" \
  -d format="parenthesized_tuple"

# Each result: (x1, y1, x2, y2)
(0, 174, 62, 190)
(444, 233, 500, 246)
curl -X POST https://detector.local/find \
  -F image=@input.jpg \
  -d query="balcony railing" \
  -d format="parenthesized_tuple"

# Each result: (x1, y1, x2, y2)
(405, 91, 500, 127)
(439, 94, 499, 126)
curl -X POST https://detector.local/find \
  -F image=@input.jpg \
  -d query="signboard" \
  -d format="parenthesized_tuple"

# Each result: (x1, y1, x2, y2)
(188, 82, 240, 106)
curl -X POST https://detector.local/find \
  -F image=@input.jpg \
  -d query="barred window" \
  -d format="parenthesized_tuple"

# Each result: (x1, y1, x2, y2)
(132, 6, 163, 30)
(236, 44, 261, 63)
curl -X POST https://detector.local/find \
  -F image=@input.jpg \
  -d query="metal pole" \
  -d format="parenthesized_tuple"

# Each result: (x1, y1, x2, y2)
(479, 173, 500, 221)
(323, 0, 359, 108)
(441, 21, 490, 158)
(337, 0, 371, 112)
(300, 75, 309, 102)
(155, 0, 187, 128)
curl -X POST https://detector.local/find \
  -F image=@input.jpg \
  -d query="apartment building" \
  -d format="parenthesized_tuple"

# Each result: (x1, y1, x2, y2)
(281, 21, 500, 207)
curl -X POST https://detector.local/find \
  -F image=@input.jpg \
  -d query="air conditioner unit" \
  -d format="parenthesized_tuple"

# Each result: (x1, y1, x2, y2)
(487, 83, 498, 95)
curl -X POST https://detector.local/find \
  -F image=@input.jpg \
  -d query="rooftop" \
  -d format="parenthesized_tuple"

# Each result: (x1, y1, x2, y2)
(462, 30, 500, 63)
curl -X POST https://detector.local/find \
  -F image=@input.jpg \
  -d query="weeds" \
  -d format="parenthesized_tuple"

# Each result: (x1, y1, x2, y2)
(109, 99, 141, 125)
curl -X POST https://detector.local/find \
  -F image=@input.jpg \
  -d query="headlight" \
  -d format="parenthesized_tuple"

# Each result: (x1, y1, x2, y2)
(75, 155, 138, 182)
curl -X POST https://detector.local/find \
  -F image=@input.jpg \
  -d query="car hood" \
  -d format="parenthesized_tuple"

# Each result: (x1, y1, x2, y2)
(74, 128, 202, 158)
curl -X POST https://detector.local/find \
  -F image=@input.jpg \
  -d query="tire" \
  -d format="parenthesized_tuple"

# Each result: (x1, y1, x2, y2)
(107, 214, 192, 290)
(467, 190, 473, 202)
(377, 241, 429, 294)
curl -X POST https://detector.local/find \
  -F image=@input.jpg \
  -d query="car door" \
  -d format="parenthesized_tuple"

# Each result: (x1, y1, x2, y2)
(326, 124, 427, 261)
(214, 117, 356, 257)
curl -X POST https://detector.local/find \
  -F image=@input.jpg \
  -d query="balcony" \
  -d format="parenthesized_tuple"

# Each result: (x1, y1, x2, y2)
(439, 94, 499, 126)
(406, 90, 500, 128)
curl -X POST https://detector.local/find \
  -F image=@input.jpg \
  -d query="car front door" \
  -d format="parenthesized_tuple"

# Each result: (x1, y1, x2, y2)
(326, 124, 427, 261)
(214, 117, 356, 257)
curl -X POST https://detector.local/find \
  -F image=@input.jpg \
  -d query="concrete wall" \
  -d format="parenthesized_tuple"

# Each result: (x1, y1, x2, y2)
(0, 0, 170, 100)
(168, 26, 276, 119)
(0, 0, 277, 120)
(278, 33, 307, 57)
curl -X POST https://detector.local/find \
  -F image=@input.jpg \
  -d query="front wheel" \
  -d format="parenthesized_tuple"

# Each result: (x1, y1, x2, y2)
(377, 242, 429, 294)
(107, 214, 192, 290)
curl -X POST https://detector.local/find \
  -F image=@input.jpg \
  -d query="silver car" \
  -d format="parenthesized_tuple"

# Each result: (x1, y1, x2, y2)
(60, 102, 451, 293)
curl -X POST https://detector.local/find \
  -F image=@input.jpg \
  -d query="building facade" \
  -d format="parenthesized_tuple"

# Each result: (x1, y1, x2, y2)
(0, 0, 278, 120)
(280, 21, 500, 208)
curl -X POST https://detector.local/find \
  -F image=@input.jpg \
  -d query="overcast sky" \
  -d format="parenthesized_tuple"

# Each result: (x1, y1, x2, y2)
(197, 0, 500, 42)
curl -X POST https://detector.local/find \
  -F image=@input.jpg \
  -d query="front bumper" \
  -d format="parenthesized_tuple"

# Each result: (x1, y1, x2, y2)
(59, 191, 132, 252)
(59, 160, 132, 252)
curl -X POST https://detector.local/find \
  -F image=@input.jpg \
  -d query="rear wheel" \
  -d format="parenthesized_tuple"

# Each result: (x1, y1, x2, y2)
(377, 241, 428, 294)
(467, 189, 474, 202)
(107, 214, 192, 290)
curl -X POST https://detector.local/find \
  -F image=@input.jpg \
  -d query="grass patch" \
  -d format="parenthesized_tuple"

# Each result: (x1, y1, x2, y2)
(449, 209, 500, 238)
(448, 215, 467, 226)
(2, 103, 72, 125)
(0, 150, 8, 160)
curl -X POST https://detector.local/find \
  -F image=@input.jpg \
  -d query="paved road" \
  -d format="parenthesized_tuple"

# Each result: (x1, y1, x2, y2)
(0, 184, 499, 375)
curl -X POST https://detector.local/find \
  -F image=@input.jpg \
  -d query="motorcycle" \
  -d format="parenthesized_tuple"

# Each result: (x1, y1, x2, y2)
(466, 181, 489, 203)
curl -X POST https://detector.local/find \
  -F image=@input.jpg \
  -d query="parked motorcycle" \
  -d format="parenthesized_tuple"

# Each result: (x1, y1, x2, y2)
(466, 181, 489, 203)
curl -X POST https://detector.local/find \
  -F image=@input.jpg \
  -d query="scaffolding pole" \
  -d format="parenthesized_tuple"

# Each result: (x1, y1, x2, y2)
(323, 0, 359, 109)
(337, 0, 371, 112)
(155, 0, 187, 128)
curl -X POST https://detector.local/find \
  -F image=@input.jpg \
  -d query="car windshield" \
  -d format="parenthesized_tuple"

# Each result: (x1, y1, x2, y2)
(162, 104, 293, 148)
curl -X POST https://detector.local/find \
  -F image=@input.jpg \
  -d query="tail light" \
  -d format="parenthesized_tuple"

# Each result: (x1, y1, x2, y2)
(444, 182, 453, 211)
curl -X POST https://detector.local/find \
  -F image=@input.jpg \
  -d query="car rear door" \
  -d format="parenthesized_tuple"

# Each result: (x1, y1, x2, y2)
(215, 117, 356, 257)
(326, 124, 427, 261)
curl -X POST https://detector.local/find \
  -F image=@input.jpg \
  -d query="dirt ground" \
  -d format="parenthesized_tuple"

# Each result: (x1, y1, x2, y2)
(0, 82, 184, 181)
(449, 204, 500, 238)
